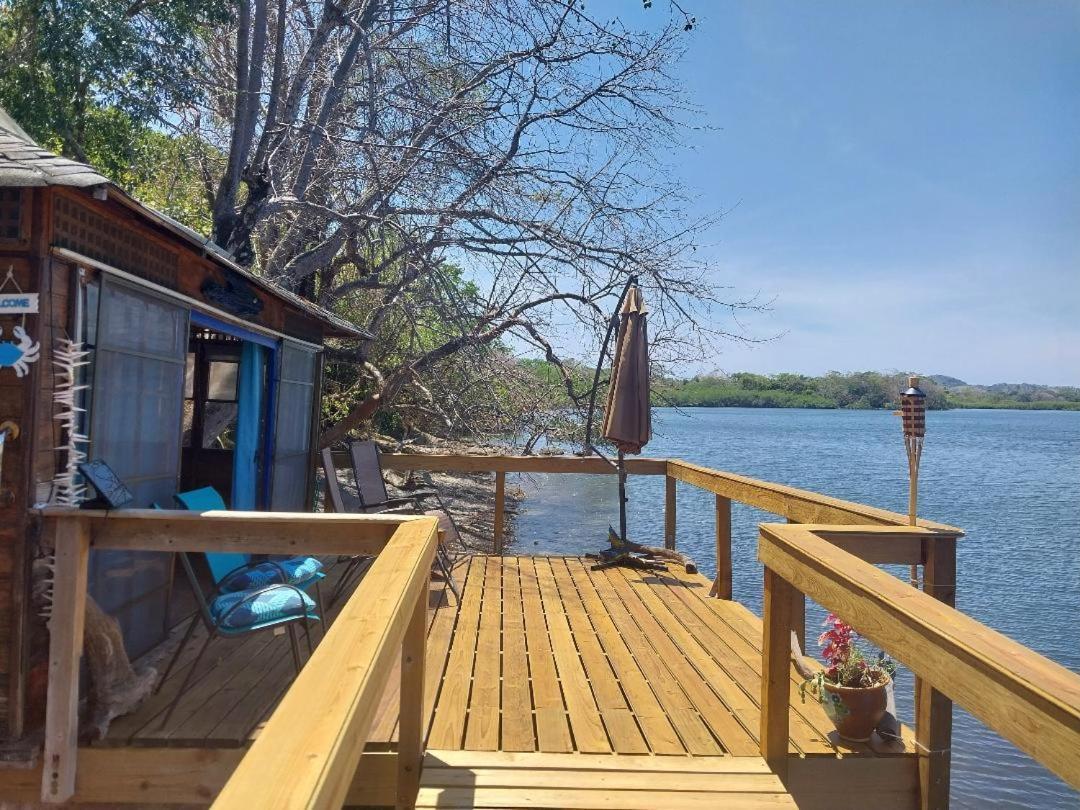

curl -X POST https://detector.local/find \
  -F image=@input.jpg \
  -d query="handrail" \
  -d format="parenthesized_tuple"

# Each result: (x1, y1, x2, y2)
(213, 516, 438, 809)
(757, 522, 1080, 793)
(37, 509, 436, 807)
(373, 451, 669, 475)
(667, 459, 963, 533)
(36, 506, 426, 555)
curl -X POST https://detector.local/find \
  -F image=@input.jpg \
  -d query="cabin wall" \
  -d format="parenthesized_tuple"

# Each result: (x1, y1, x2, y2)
(0, 187, 52, 739)
(50, 188, 320, 342)
(0, 184, 334, 739)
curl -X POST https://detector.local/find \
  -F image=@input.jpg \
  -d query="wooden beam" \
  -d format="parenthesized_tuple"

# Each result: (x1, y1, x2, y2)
(758, 523, 1080, 791)
(38, 508, 419, 556)
(397, 588, 427, 809)
(760, 567, 794, 775)
(41, 517, 90, 803)
(668, 460, 962, 534)
(710, 495, 733, 599)
(493, 471, 506, 556)
(376, 453, 668, 476)
(786, 519, 805, 651)
(918, 536, 956, 810)
(0, 748, 399, 805)
(664, 476, 676, 550)
(212, 518, 438, 810)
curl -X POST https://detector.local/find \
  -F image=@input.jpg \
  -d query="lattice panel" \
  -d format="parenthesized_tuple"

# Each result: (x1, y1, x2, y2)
(0, 189, 22, 241)
(53, 194, 178, 288)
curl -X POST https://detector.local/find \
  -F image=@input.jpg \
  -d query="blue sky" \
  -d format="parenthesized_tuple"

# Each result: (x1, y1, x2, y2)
(596, 1, 1080, 385)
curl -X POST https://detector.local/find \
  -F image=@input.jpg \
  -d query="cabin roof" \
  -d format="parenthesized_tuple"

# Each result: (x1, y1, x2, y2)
(0, 107, 369, 340)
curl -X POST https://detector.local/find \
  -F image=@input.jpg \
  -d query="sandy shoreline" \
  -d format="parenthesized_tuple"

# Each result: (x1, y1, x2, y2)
(321, 441, 524, 556)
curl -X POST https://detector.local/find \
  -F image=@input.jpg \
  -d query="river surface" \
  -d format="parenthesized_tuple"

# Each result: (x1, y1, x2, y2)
(510, 407, 1080, 809)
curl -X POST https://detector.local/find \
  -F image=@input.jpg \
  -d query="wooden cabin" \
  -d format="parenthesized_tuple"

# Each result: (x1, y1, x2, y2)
(0, 108, 367, 739)
(0, 109, 1077, 810)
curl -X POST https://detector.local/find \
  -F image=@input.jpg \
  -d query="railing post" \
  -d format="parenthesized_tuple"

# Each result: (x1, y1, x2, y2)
(664, 475, 676, 549)
(397, 584, 427, 810)
(493, 471, 506, 555)
(710, 495, 732, 599)
(760, 566, 793, 777)
(917, 536, 956, 810)
(785, 518, 806, 651)
(42, 516, 90, 804)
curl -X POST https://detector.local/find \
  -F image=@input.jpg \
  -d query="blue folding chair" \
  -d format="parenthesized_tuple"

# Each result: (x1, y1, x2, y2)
(173, 487, 327, 633)
(154, 550, 320, 725)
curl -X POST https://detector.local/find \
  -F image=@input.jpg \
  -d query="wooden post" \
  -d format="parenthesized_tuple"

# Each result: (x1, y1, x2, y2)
(786, 518, 805, 651)
(396, 586, 427, 809)
(42, 517, 90, 804)
(664, 475, 676, 550)
(710, 495, 732, 599)
(760, 566, 793, 776)
(917, 536, 956, 810)
(492, 471, 506, 555)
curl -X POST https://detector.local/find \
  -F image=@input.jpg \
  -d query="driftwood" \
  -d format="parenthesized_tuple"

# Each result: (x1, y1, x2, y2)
(81, 596, 157, 739)
(36, 554, 156, 739)
(588, 527, 699, 573)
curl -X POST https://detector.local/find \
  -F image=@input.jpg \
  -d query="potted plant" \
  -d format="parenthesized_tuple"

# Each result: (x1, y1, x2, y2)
(799, 614, 896, 742)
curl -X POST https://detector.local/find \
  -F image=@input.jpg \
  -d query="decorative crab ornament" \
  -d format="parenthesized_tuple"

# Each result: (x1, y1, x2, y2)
(0, 325, 40, 377)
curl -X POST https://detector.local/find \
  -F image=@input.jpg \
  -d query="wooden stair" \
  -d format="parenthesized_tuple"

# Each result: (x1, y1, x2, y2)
(416, 751, 798, 809)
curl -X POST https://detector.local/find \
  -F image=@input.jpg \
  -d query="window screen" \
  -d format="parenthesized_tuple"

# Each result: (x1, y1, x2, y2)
(270, 342, 318, 511)
(88, 278, 188, 655)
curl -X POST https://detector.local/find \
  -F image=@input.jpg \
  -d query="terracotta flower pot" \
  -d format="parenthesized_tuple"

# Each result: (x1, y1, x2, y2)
(820, 675, 890, 742)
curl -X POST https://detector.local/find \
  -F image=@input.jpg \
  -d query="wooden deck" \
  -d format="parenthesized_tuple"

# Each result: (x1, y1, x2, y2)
(96, 552, 915, 807)
(104, 555, 907, 756)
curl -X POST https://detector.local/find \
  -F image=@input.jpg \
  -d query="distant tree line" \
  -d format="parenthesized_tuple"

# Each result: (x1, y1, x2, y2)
(654, 372, 1080, 411)
(656, 372, 947, 410)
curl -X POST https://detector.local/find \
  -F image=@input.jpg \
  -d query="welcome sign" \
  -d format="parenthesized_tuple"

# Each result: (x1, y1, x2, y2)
(0, 293, 38, 314)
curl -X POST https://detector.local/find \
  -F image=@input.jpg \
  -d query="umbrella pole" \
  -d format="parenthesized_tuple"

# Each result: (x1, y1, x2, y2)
(617, 449, 628, 543)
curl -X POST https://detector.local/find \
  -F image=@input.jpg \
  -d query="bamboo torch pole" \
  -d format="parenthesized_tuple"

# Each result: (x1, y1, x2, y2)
(900, 375, 926, 584)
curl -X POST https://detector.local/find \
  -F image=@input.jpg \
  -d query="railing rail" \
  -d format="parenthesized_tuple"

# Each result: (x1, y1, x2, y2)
(758, 522, 1080, 803)
(37, 508, 437, 808)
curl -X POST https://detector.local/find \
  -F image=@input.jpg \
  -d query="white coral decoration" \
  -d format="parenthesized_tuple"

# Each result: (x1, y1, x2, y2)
(51, 338, 91, 507)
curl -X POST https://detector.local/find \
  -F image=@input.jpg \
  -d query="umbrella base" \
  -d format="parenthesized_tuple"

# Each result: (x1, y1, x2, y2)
(586, 527, 699, 573)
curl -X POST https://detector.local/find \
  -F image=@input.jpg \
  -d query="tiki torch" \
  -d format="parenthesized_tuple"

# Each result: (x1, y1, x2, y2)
(900, 375, 926, 526)
(900, 376, 926, 585)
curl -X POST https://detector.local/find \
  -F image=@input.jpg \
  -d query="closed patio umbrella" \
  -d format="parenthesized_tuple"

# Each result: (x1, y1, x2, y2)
(600, 284, 650, 542)
(602, 285, 651, 454)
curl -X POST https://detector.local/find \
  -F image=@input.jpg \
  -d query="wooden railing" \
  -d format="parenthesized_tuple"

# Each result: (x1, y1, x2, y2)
(758, 522, 1080, 808)
(37, 508, 438, 808)
(366, 452, 970, 807)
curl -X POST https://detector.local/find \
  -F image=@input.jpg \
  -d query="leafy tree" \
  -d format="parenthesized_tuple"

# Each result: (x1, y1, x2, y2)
(0, 0, 227, 165)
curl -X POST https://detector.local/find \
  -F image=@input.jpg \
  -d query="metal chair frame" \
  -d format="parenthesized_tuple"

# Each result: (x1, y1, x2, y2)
(154, 552, 318, 726)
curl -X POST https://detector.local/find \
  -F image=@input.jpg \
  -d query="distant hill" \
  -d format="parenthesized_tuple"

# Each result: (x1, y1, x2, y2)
(929, 374, 967, 388)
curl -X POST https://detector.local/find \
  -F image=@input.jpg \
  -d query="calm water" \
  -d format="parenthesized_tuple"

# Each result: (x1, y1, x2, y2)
(511, 407, 1080, 809)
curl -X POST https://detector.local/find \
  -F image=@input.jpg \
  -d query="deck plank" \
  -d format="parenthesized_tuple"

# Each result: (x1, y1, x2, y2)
(465, 557, 503, 750)
(418, 749, 798, 810)
(500, 558, 535, 752)
(518, 558, 574, 753)
(550, 558, 649, 754)
(579, 559, 723, 755)
(533, 558, 612, 753)
(654, 569, 837, 754)
(604, 566, 759, 755)
(428, 557, 487, 749)
(563, 558, 685, 755)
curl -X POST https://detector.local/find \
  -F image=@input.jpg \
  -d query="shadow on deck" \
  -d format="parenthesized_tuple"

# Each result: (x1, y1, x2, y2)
(94, 553, 916, 808)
